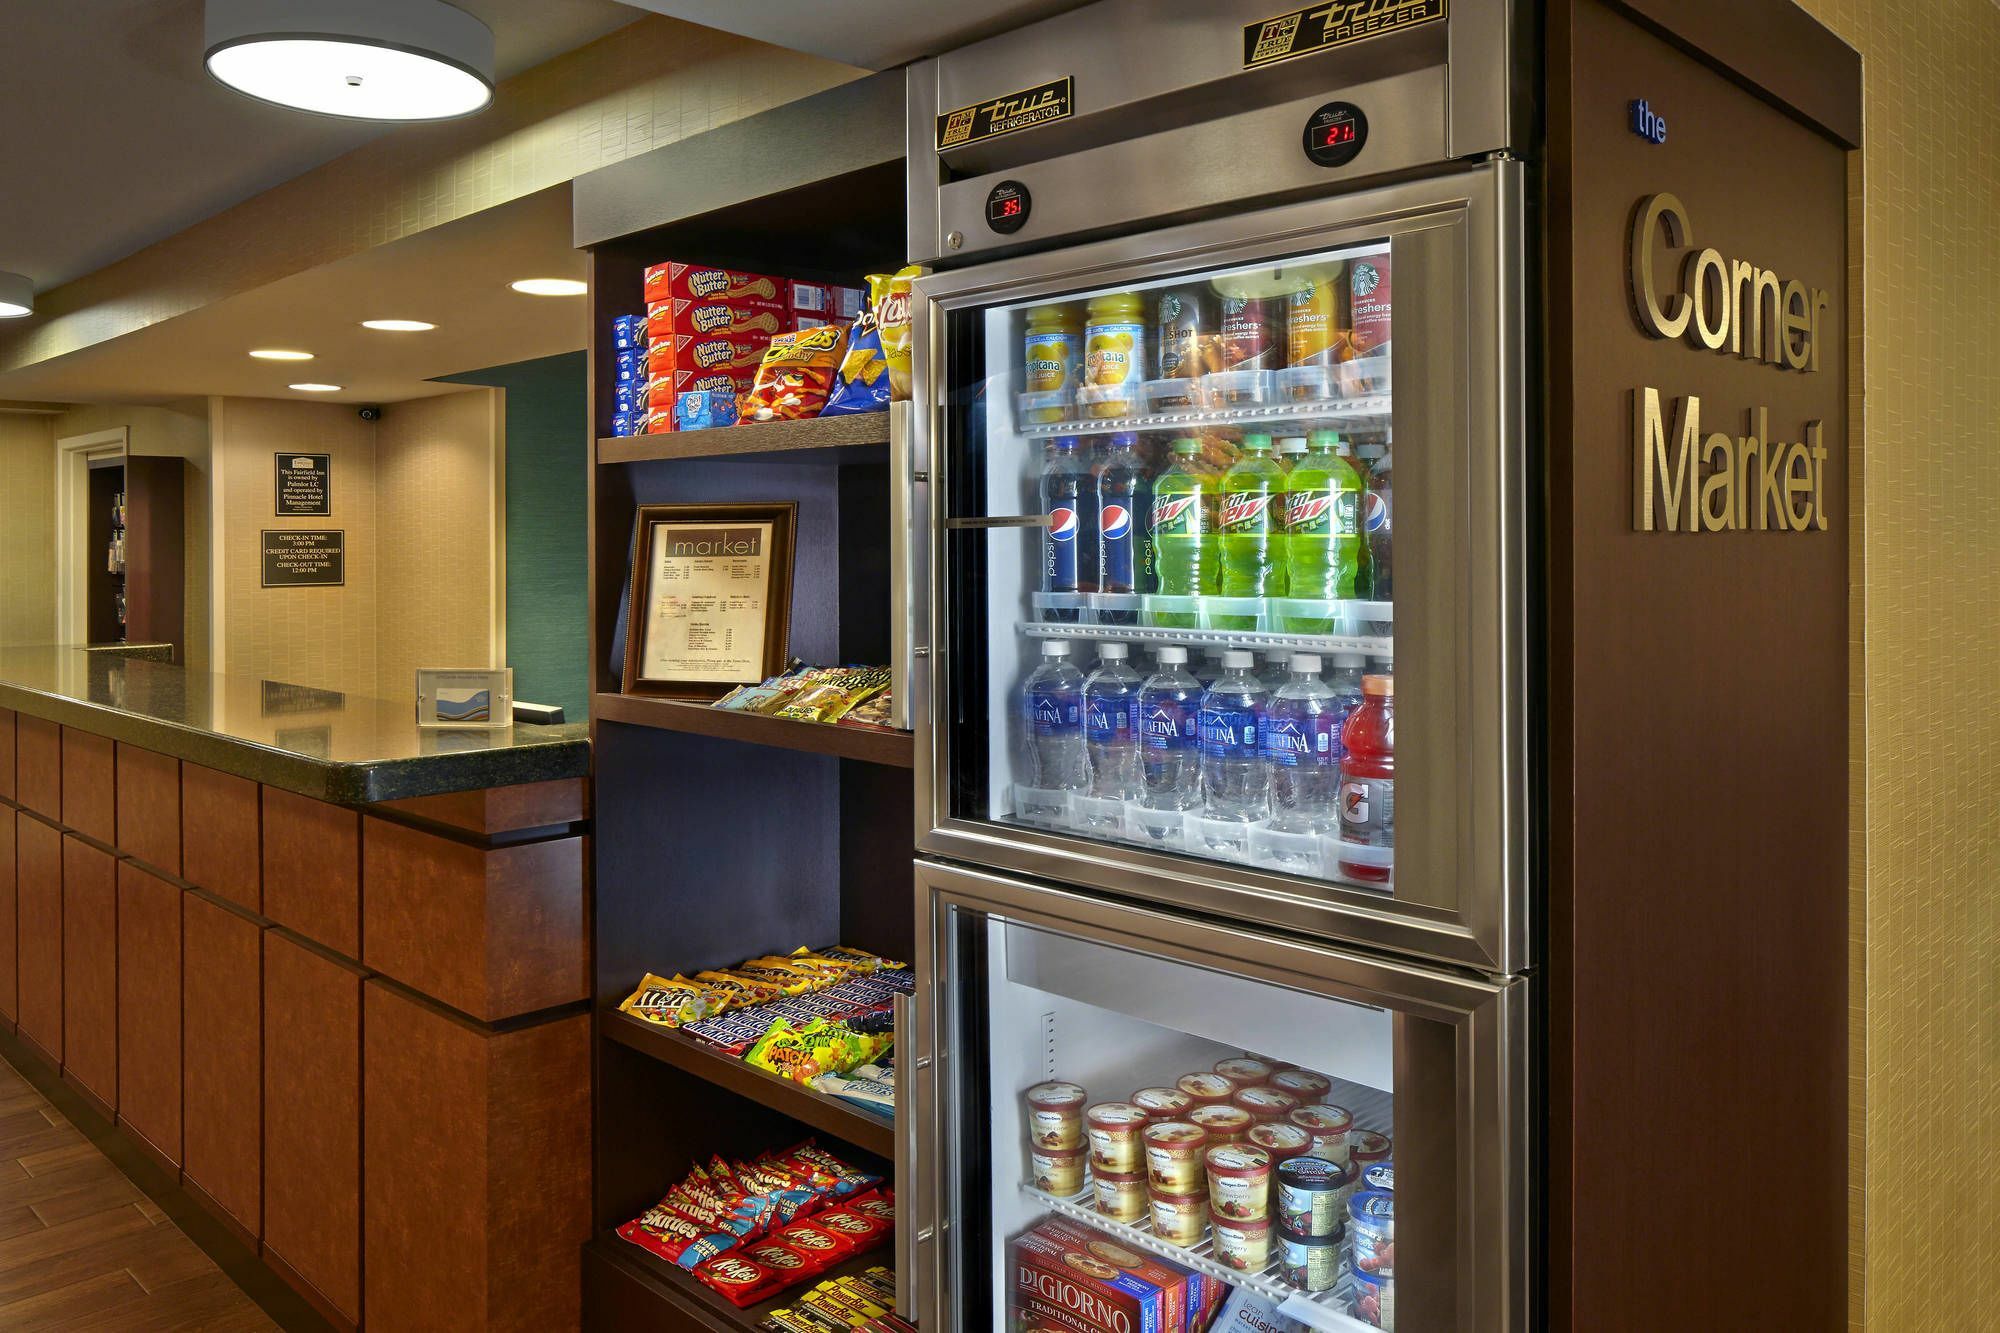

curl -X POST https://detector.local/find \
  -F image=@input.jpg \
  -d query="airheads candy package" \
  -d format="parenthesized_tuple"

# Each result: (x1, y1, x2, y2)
(1010, 1217, 1210, 1333)
(645, 262, 787, 307)
(645, 297, 787, 342)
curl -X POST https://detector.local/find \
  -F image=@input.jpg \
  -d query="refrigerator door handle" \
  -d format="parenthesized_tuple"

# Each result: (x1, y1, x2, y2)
(892, 991, 936, 1322)
(945, 513, 1051, 529)
(889, 402, 927, 729)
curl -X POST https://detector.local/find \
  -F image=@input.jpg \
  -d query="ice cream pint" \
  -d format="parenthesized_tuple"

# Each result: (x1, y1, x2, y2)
(1212, 1056, 1274, 1089)
(1142, 1121, 1209, 1195)
(1189, 1103, 1254, 1145)
(1211, 1215, 1273, 1272)
(1232, 1085, 1300, 1124)
(1025, 1081, 1088, 1150)
(1176, 1072, 1236, 1108)
(1092, 1168, 1149, 1223)
(1350, 1129, 1393, 1172)
(1278, 1228, 1342, 1293)
(1276, 1155, 1352, 1239)
(1029, 1144, 1087, 1196)
(1131, 1086, 1196, 1122)
(1204, 1143, 1272, 1222)
(1269, 1068, 1333, 1102)
(1288, 1104, 1355, 1166)
(1086, 1101, 1150, 1174)
(1148, 1189, 1208, 1246)
(1349, 1189, 1395, 1277)
(1360, 1159, 1395, 1195)
(1352, 1266, 1395, 1329)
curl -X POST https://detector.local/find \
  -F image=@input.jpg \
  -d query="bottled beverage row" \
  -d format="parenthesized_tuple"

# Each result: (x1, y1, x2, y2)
(1016, 640, 1394, 886)
(1041, 428, 1392, 628)
(1020, 252, 1391, 423)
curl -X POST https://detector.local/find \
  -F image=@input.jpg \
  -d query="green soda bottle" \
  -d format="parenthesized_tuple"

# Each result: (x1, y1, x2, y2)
(1150, 438, 1215, 628)
(1281, 429, 1362, 633)
(1217, 433, 1286, 629)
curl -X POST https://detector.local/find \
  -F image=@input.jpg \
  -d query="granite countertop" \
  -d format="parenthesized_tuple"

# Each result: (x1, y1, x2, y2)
(0, 646, 588, 805)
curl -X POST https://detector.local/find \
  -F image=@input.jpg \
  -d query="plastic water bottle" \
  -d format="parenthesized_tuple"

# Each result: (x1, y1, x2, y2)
(1137, 646, 1202, 811)
(1200, 650, 1268, 821)
(1261, 648, 1295, 694)
(1195, 647, 1226, 688)
(1018, 640, 1086, 791)
(1264, 654, 1342, 833)
(1040, 436, 1094, 622)
(1083, 643, 1144, 803)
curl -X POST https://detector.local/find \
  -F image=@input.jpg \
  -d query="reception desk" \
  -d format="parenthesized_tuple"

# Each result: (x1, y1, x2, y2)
(0, 648, 592, 1330)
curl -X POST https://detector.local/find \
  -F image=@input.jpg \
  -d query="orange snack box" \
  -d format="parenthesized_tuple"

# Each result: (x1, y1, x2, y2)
(646, 298, 788, 342)
(645, 262, 786, 307)
(646, 335, 769, 378)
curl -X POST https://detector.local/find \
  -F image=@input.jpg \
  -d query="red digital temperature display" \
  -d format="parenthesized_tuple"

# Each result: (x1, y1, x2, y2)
(1315, 121, 1357, 149)
(996, 197, 1023, 217)
(985, 179, 1031, 234)
(1302, 101, 1368, 167)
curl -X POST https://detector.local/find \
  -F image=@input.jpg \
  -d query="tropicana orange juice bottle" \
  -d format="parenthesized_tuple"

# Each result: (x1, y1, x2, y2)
(1083, 292, 1147, 418)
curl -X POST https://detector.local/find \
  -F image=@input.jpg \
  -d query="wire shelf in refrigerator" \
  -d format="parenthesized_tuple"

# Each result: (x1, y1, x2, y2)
(1022, 1184, 1371, 1331)
(1015, 394, 1393, 439)
(1021, 617, 1391, 657)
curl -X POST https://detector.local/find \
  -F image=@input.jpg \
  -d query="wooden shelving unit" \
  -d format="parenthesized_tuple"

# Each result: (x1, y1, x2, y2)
(601, 1008, 895, 1159)
(597, 411, 891, 465)
(593, 694, 913, 768)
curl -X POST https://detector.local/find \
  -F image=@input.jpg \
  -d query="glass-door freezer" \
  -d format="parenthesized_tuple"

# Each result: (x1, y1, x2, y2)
(903, 859, 1529, 1332)
(911, 164, 1528, 974)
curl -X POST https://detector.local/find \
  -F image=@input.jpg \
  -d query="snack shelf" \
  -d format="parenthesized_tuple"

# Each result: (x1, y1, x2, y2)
(585, 1229, 894, 1333)
(1021, 1185, 1370, 1332)
(602, 1007, 897, 1160)
(597, 411, 891, 464)
(593, 693, 914, 768)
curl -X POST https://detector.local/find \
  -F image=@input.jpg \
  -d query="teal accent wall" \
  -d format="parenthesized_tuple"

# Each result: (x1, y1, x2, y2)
(442, 353, 588, 720)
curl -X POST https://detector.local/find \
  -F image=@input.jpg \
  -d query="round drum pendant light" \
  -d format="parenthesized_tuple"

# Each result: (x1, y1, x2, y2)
(204, 0, 495, 121)
(0, 271, 32, 319)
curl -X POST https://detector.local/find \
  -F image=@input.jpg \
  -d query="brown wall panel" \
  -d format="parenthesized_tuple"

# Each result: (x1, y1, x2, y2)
(376, 778, 587, 836)
(362, 818, 586, 1021)
(181, 764, 261, 912)
(364, 984, 589, 1332)
(0, 810, 14, 1025)
(15, 815, 61, 1060)
(60, 838, 117, 1109)
(263, 933, 362, 1323)
(261, 789, 360, 960)
(15, 716, 59, 821)
(115, 744, 181, 877)
(117, 861, 182, 1167)
(182, 893, 263, 1239)
(0, 707, 14, 802)
(60, 729, 116, 847)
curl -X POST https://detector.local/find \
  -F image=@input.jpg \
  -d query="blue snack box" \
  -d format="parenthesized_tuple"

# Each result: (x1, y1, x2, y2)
(610, 411, 646, 438)
(611, 314, 648, 351)
(674, 389, 739, 431)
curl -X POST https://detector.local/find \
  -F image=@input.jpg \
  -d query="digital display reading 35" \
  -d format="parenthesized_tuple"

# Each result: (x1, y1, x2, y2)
(985, 179, 1032, 235)
(1303, 102, 1368, 167)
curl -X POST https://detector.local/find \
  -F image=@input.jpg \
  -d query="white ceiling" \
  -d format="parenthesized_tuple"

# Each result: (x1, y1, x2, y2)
(612, 0, 1093, 70)
(0, 0, 639, 292)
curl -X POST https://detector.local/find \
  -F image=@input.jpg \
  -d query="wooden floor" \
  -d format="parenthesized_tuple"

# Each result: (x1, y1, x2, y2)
(0, 1055, 277, 1331)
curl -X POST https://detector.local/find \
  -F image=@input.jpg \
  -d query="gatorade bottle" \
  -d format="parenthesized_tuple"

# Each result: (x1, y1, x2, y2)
(1281, 429, 1362, 633)
(1337, 674, 1394, 884)
(1216, 433, 1285, 629)
(1150, 438, 1215, 628)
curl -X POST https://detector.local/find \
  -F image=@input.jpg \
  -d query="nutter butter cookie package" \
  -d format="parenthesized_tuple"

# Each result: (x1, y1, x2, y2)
(645, 262, 788, 308)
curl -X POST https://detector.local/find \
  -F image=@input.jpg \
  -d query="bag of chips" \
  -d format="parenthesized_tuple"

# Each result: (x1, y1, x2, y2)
(819, 305, 891, 417)
(873, 266, 921, 402)
(740, 323, 848, 423)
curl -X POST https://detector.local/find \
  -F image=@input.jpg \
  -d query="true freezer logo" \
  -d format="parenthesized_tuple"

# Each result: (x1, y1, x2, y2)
(1244, 0, 1447, 69)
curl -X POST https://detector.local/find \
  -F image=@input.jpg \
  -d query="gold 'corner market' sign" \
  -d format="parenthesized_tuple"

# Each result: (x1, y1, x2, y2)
(1244, 0, 1447, 69)
(936, 76, 1074, 150)
(1627, 192, 1833, 534)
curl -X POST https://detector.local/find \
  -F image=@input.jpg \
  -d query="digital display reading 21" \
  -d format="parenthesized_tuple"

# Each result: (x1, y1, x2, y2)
(1315, 121, 1357, 149)
(1302, 101, 1368, 168)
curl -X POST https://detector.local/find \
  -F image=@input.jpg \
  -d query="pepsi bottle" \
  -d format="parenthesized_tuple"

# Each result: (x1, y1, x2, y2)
(1040, 436, 1095, 622)
(1095, 432, 1150, 625)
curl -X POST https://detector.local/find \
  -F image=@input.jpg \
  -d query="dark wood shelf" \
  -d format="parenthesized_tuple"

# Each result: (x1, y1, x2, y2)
(597, 411, 891, 464)
(601, 1007, 895, 1160)
(592, 694, 913, 768)
(585, 1229, 895, 1333)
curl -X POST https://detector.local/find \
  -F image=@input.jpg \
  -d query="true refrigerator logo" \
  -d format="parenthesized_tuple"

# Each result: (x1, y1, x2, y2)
(935, 75, 1074, 149)
(1626, 192, 1833, 534)
(1243, 0, 1447, 70)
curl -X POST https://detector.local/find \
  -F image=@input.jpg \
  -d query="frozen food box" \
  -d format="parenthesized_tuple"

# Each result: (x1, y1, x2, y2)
(645, 298, 789, 342)
(1012, 1217, 1211, 1333)
(645, 261, 787, 307)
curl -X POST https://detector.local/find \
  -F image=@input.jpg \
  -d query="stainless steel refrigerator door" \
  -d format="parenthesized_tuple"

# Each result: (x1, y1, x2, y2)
(910, 162, 1529, 975)
(907, 857, 1531, 1332)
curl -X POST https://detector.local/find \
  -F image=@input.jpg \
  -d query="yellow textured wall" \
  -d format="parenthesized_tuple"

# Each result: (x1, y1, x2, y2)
(0, 415, 55, 645)
(374, 389, 502, 699)
(1790, 1, 2000, 1327)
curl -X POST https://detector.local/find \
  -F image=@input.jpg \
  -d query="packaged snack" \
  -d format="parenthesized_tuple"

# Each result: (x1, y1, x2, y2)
(648, 297, 787, 341)
(780, 1221, 858, 1267)
(643, 407, 675, 435)
(695, 1252, 783, 1307)
(772, 667, 891, 723)
(609, 411, 646, 438)
(873, 266, 921, 401)
(743, 1239, 818, 1285)
(816, 1206, 891, 1247)
(741, 324, 849, 423)
(675, 390, 740, 431)
(615, 1200, 738, 1270)
(695, 970, 790, 1006)
(760, 1307, 845, 1333)
(816, 945, 906, 972)
(1024, 1081, 1088, 1151)
(648, 333, 770, 378)
(809, 1063, 896, 1115)
(1210, 1287, 1311, 1333)
(611, 313, 649, 351)
(819, 307, 892, 417)
(790, 281, 869, 320)
(847, 1192, 896, 1227)
(646, 262, 787, 307)
(618, 973, 728, 1028)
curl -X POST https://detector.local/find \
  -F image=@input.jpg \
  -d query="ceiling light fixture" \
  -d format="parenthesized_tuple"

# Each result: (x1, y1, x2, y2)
(510, 278, 588, 297)
(204, 0, 495, 122)
(0, 271, 33, 319)
(289, 383, 343, 393)
(250, 348, 314, 361)
(361, 319, 436, 332)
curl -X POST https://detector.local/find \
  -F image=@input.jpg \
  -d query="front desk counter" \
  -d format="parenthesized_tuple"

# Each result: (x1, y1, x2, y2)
(0, 647, 592, 1331)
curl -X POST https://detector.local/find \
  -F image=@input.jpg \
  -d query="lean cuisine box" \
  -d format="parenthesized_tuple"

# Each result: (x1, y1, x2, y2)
(1009, 1216, 1217, 1333)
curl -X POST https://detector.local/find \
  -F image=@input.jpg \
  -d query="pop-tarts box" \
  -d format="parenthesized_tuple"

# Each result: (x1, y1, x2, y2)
(1031, 1216, 1209, 1332)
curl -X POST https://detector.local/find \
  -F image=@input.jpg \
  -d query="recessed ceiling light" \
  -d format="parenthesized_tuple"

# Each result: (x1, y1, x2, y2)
(250, 348, 314, 361)
(289, 383, 343, 393)
(203, 0, 495, 122)
(510, 278, 588, 297)
(361, 319, 436, 332)
(0, 270, 34, 319)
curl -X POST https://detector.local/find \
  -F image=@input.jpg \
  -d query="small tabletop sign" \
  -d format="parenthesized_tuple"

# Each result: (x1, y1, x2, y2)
(261, 530, 344, 587)
(622, 502, 797, 700)
(275, 453, 331, 515)
(416, 668, 513, 729)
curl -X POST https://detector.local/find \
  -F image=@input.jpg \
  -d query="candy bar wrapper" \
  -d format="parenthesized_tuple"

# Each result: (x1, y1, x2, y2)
(761, 1309, 848, 1333)
(648, 297, 789, 341)
(616, 1201, 738, 1270)
(695, 1252, 784, 1307)
(647, 262, 788, 307)
(778, 1221, 861, 1267)
(618, 973, 727, 1028)
(744, 1239, 819, 1286)
(695, 970, 790, 1006)
(647, 334, 770, 378)
(816, 1207, 892, 1249)
(809, 1063, 896, 1115)
(685, 1007, 783, 1056)
(802, 1282, 888, 1326)
(815, 946, 906, 974)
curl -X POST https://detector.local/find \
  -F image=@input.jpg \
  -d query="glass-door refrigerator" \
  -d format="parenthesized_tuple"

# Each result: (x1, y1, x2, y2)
(901, 3, 1533, 1328)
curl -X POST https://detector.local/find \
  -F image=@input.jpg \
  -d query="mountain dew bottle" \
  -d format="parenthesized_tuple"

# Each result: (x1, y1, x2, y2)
(1282, 429, 1362, 633)
(1216, 433, 1286, 630)
(1150, 438, 1215, 628)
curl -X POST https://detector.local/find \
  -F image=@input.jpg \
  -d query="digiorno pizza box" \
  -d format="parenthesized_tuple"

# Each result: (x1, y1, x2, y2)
(1010, 1217, 1207, 1333)
(1030, 1216, 1214, 1331)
